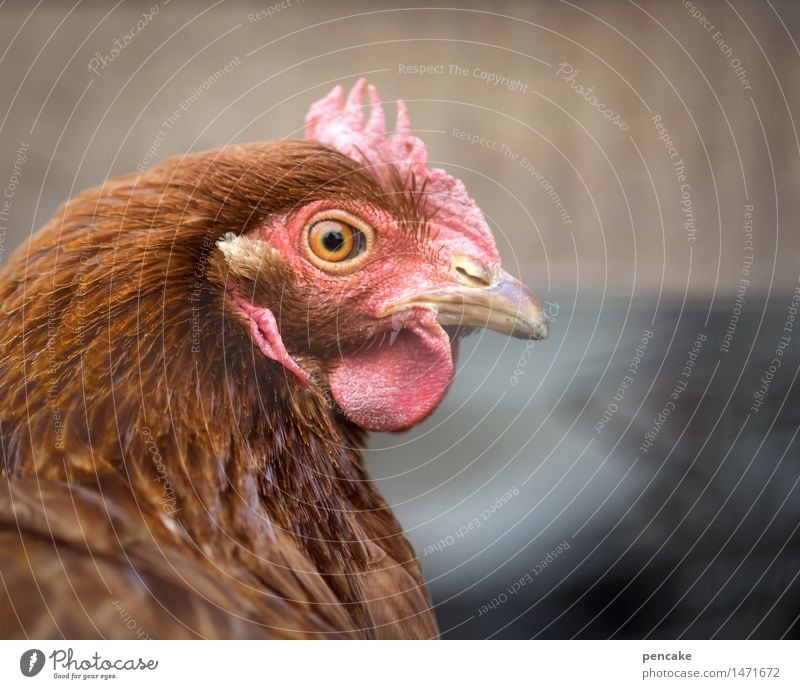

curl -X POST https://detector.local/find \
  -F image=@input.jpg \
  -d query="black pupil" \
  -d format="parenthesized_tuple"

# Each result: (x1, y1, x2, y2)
(322, 229, 345, 253)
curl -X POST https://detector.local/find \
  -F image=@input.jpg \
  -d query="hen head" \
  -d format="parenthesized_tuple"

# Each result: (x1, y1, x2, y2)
(215, 79, 547, 432)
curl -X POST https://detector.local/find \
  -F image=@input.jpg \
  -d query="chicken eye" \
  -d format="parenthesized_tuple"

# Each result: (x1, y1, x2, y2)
(307, 219, 366, 264)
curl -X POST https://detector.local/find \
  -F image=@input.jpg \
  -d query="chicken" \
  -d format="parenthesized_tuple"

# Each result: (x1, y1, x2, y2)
(0, 79, 547, 639)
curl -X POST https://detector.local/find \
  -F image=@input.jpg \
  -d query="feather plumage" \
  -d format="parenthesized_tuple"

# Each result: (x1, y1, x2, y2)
(0, 141, 438, 639)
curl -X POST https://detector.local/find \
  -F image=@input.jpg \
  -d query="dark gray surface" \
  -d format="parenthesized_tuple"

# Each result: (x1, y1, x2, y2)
(368, 293, 800, 638)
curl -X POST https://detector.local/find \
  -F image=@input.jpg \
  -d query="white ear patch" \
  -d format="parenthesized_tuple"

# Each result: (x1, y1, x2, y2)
(216, 232, 278, 278)
(216, 232, 272, 263)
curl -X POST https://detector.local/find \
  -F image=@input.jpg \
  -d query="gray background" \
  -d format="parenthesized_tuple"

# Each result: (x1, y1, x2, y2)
(1, 0, 799, 638)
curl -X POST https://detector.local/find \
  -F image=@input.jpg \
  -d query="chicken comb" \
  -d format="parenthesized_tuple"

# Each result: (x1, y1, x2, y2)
(305, 78, 428, 178)
(304, 79, 499, 259)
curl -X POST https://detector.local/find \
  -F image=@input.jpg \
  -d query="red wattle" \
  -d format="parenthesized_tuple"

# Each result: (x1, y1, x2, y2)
(329, 312, 454, 432)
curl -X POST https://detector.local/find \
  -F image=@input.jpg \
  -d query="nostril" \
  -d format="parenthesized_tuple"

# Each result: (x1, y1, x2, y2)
(453, 256, 493, 287)
(455, 265, 487, 288)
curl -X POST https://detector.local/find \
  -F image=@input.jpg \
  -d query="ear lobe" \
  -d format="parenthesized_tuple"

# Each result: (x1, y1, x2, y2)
(233, 293, 310, 387)
(216, 234, 310, 386)
(216, 232, 279, 281)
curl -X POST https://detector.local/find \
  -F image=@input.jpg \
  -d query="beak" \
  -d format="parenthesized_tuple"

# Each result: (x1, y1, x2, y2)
(386, 260, 549, 340)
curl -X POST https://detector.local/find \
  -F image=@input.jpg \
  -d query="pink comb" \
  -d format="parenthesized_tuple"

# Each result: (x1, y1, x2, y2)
(304, 79, 499, 259)
(305, 78, 428, 178)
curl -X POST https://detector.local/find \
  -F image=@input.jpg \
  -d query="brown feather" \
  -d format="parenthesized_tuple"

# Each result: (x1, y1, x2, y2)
(0, 141, 437, 639)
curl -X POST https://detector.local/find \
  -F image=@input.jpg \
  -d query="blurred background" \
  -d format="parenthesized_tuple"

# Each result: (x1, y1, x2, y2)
(1, 0, 799, 638)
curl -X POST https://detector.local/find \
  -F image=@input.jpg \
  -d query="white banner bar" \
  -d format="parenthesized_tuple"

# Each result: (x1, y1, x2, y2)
(1, 640, 797, 687)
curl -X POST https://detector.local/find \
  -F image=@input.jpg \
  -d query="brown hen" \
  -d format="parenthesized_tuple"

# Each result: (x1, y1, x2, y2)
(0, 80, 546, 639)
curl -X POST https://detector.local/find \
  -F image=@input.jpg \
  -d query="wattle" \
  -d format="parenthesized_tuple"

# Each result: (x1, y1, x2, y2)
(329, 310, 455, 432)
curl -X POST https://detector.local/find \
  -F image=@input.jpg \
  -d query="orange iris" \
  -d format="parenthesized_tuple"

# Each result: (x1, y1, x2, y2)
(308, 219, 357, 263)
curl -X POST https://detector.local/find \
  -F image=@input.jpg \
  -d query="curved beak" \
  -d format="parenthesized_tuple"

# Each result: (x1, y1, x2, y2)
(386, 266, 549, 340)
